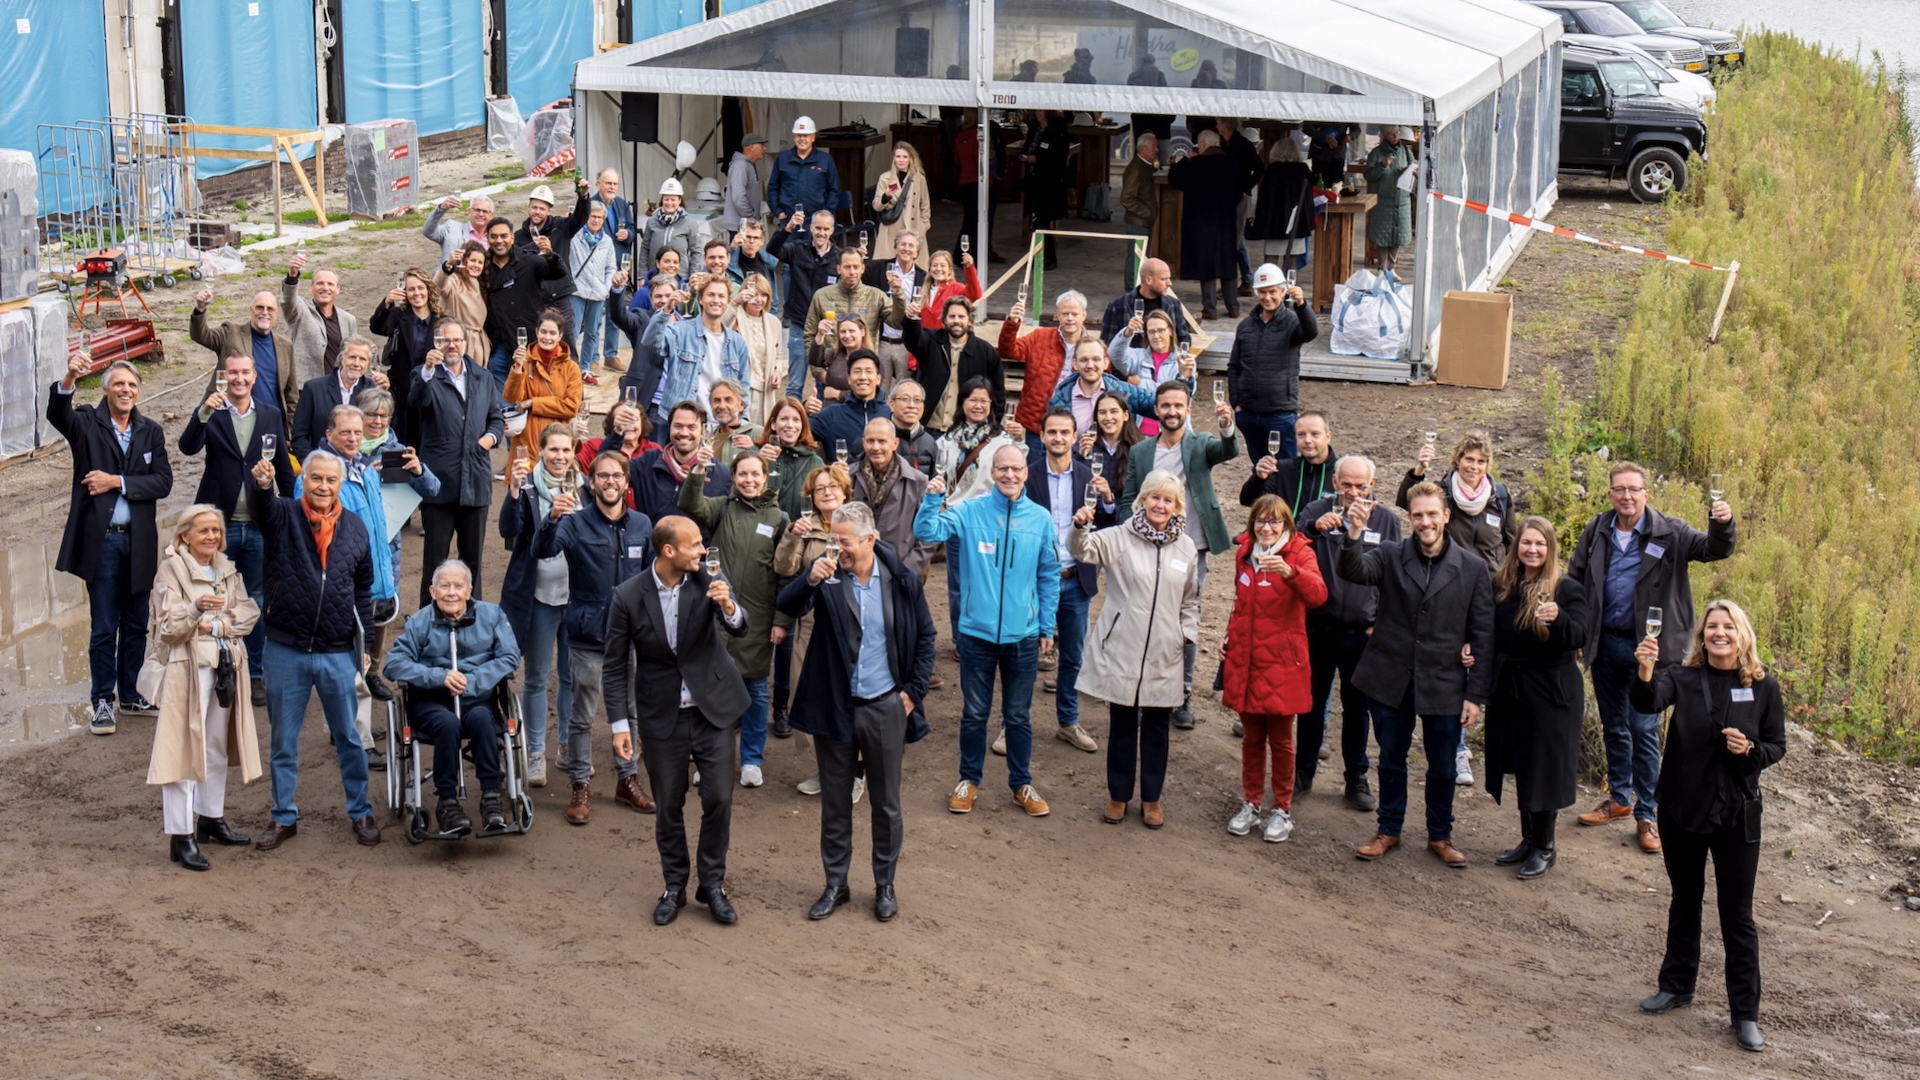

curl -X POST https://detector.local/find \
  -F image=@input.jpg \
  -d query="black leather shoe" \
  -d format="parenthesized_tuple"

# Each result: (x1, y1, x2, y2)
(809, 883, 851, 921)
(653, 889, 686, 926)
(1495, 840, 1534, 865)
(365, 746, 387, 772)
(1733, 1020, 1765, 1052)
(1639, 991, 1694, 1014)
(1344, 779, 1377, 812)
(196, 815, 251, 846)
(874, 884, 898, 922)
(1517, 847, 1556, 880)
(696, 882, 739, 925)
(771, 703, 793, 738)
(437, 797, 472, 836)
(480, 791, 506, 830)
(170, 834, 210, 871)
(250, 678, 267, 708)
(364, 670, 394, 702)
(352, 815, 382, 846)
(254, 821, 297, 851)
(1295, 774, 1313, 798)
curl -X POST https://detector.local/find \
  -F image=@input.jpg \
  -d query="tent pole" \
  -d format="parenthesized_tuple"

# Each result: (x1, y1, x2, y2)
(976, 0, 993, 285)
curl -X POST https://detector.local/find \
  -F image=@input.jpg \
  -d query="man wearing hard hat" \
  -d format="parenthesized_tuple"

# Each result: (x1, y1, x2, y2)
(642, 177, 712, 275)
(766, 117, 843, 224)
(515, 184, 579, 347)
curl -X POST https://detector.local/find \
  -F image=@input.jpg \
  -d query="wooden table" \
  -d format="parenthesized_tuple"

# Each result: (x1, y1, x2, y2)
(818, 130, 886, 227)
(1313, 193, 1374, 312)
(1067, 122, 1127, 216)
(1150, 173, 1181, 270)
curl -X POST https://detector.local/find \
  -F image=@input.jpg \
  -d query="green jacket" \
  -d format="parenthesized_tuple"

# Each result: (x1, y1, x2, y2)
(678, 474, 787, 678)
(1120, 428, 1241, 555)
(1363, 142, 1415, 248)
(764, 444, 827, 520)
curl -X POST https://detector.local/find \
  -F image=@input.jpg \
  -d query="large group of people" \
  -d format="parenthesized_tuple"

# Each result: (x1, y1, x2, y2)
(45, 115, 1780, 1053)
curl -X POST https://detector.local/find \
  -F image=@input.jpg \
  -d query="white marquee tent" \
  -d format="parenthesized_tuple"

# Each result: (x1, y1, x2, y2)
(570, 0, 1564, 377)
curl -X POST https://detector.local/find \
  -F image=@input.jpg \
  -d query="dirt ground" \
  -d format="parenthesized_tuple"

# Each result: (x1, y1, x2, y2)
(3, 159, 1917, 1079)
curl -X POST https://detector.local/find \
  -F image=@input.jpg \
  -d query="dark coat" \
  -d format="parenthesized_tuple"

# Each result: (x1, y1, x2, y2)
(1021, 117, 1073, 222)
(1633, 665, 1785, 836)
(1240, 447, 1337, 516)
(1226, 300, 1319, 415)
(775, 540, 935, 744)
(516, 213, 577, 302)
(606, 289, 669, 408)
(601, 565, 752, 740)
(245, 483, 374, 655)
(1168, 150, 1243, 281)
(1486, 576, 1590, 811)
(1565, 507, 1737, 665)
(1396, 468, 1519, 571)
(1098, 287, 1192, 351)
(482, 247, 566, 352)
(47, 388, 172, 585)
(188, 310, 298, 418)
(1337, 534, 1495, 712)
(1024, 458, 1099, 597)
(628, 451, 730, 537)
(496, 479, 584, 636)
(809, 398, 892, 467)
(533, 503, 654, 651)
(410, 362, 504, 508)
(900, 324, 1006, 421)
(766, 227, 841, 330)
(178, 399, 293, 520)
(1300, 497, 1400, 628)
(290, 373, 377, 460)
(1250, 161, 1317, 241)
(368, 300, 434, 442)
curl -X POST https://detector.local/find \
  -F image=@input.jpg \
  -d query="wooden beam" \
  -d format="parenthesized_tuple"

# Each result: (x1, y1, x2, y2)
(276, 137, 330, 229)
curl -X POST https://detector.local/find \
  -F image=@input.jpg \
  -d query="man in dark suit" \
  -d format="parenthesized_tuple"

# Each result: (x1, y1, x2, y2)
(1337, 480, 1494, 868)
(776, 502, 935, 922)
(411, 319, 505, 606)
(48, 350, 174, 733)
(178, 351, 294, 705)
(603, 516, 751, 926)
(289, 337, 384, 459)
(1025, 408, 1101, 751)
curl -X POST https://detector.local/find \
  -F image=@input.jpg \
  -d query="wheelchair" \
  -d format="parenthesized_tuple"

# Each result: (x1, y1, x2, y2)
(384, 676, 535, 843)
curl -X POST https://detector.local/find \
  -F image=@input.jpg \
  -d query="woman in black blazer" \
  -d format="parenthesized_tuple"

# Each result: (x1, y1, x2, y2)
(1485, 517, 1588, 880)
(1630, 599, 1785, 1054)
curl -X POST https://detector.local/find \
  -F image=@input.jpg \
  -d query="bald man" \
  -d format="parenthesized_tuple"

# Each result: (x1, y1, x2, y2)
(192, 286, 299, 417)
(1100, 257, 1193, 353)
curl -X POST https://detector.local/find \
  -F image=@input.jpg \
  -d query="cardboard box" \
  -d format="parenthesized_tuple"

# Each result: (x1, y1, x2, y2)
(1435, 290, 1512, 389)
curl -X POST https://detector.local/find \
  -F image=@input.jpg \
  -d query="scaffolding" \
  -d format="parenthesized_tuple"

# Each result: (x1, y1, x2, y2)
(35, 113, 206, 307)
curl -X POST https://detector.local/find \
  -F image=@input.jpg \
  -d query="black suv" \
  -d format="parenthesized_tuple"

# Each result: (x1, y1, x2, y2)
(1558, 48, 1709, 202)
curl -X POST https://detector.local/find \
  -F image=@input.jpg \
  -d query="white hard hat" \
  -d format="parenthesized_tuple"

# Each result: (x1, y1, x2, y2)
(694, 177, 722, 201)
(659, 177, 684, 199)
(1252, 263, 1286, 289)
(792, 116, 817, 136)
(527, 185, 555, 206)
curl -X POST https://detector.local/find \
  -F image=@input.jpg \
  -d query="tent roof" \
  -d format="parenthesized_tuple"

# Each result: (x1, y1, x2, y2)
(573, 0, 1561, 126)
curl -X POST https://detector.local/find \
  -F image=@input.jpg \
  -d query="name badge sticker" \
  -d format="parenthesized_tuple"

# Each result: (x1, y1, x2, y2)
(1646, 542, 1667, 559)
(977, 541, 996, 555)
(142, 451, 152, 463)
(755, 522, 776, 538)
(1239, 572, 1251, 587)
(1730, 687, 1755, 703)
(1485, 514, 1501, 528)
(627, 545, 646, 559)
(1170, 559, 1189, 574)
(1362, 530, 1381, 545)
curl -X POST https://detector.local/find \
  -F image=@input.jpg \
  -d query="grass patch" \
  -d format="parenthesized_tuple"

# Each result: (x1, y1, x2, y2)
(1529, 32, 1920, 762)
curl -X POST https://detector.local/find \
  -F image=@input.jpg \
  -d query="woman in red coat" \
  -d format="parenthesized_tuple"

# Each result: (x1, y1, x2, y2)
(1221, 495, 1326, 842)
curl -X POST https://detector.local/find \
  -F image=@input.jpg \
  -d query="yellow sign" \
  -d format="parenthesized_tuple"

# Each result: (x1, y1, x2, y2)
(1170, 47, 1199, 73)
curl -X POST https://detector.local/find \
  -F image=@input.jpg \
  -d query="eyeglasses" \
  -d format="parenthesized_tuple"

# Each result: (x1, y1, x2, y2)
(1609, 485, 1647, 495)
(363, 411, 392, 420)
(1252, 518, 1285, 528)
(991, 465, 1026, 475)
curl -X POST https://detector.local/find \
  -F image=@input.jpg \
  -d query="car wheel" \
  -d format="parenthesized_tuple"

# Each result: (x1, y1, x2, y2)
(1627, 147, 1687, 202)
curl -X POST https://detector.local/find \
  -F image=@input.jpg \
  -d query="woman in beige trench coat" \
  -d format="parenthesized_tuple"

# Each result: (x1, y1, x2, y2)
(144, 506, 263, 871)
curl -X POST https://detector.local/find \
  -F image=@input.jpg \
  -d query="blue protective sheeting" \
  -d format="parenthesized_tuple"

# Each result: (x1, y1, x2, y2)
(505, 0, 596, 113)
(180, 0, 318, 178)
(636, 1, 706, 42)
(0, 1, 109, 154)
(341, 0, 485, 136)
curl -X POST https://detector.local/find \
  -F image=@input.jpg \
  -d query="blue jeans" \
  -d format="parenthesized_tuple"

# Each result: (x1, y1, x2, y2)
(263, 640, 372, 826)
(957, 633, 1040, 791)
(1368, 694, 1463, 841)
(1235, 409, 1297, 466)
(572, 296, 608, 371)
(1592, 630, 1662, 820)
(519, 601, 571, 756)
(784, 323, 811, 401)
(487, 342, 513, 390)
(224, 522, 266, 673)
(86, 529, 149, 704)
(1235, 236, 1254, 288)
(739, 676, 770, 768)
(1054, 575, 1091, 727)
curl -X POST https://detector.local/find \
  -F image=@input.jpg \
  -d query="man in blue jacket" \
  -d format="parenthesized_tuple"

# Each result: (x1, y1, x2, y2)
(808, 351, 892, 461)
(765, 116, 842, 225)
(649, 275, 751, 431)
(914, 443, 1060, 819)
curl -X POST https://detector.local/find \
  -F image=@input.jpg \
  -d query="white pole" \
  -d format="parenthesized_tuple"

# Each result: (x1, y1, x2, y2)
(976, 0, 994, 271)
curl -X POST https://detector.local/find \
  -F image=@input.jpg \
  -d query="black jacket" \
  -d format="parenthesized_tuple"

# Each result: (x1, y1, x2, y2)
(1633, 664, 1785, 835)
(1226, 300, 1319, 414)
(1240, 448, 1338, 516)
(628, 451, 730, 539)
(606, 288, 669, 409)
(533, 503, 653, 651)
(1486, 576, 1590, 811)
(1395, 467, 1518, 570)
(369, 300, 435, 441)
(601, 565, 752, 740)
(482, 247, 566, 350)
(900, 324, 1006, 421)
(766, 227, 841, 330)
(1099, 288, 1192, 352)
(290, 373, 377, 460)
(775, 540, 936, 744)
(410, 362, 504, 508)
(1566, 507, 1737, 665)
(178, 399, 293, 520)
(861, 260, 928, 302)
(246, 483, 374, 655)
(515, 213, 577, 302)
(1300, 497, 1400, 628)
(47, 387, 172, 585)
(1338, 534, 1495, 712)
(1250, 160, 1317, 242)
(1025, 459, 1100, 597)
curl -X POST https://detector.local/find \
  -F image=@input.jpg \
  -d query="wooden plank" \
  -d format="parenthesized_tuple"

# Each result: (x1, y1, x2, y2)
(185, 124, 324, 141)
(277, 137, 330, 228)
(189, 148, 285, 161)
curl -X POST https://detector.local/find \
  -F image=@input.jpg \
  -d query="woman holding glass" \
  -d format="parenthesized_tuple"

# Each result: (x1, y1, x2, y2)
(503, 307, 584, 464)
(145, 506, 262, 871)
(369, 266, 441, 442)
(499, 422, 586, 786)
(1078, 390, 1146, 529)
(756, 397, 827, 520)
(1484, 517, 1589, 880)
(772, 464, 862, 799)
(433, 241, 491, 363)
(723, 273, 788, 429)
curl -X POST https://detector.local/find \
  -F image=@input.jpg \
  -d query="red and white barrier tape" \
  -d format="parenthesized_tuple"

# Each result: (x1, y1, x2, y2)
(1428, 190, 1733, 272)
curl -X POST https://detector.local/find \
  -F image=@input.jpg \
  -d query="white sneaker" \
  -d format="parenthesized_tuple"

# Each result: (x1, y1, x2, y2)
(852, 775, 866, 805)
(1055, 724, 1098, 752)
(798, 775, 822, 796)
(1263, 807, 1294, 843)
(990, 729, 1007, 756)
(1227, 801, 1260, 836)
(740, 764, 764, 788)
(691, 768, 701, 786)
(1455, 748, 1474, 786)
(527, 756, 548, 787)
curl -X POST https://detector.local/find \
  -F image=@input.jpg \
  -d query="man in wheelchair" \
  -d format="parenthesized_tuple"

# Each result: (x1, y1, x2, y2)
(383, 561, 522, 836)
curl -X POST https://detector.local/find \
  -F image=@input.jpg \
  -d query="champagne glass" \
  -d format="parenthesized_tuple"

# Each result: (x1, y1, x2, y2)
(1644, 606, 1663, 640)
(1089, 457, 1104, 482)
(214, 372, 230, 409)
(1267, 431, 1282, 458)
(704, 554, 722, 580)
(260, 434, 277, 462)
(822, 542, 842, 584)
(959, 234, 970, 256)
(565, 466, 582, 510)
(1424, 430, 1438, 445)
(1015, 281, 1029, 313)
(835, 438, 848, 464)
(1003, 400, 1019, 429)
(619, 254, 633, 278)
(1132, 298, 1144, 323)
(1284, 268, 1298, 292)
(1083, 481, 1098, 510)
(858, 229, 869, 253)
(1708, 474, 1724, 503)
(824, 308, 837, 325)
(1212, 379, 1226, 405)
(516, 453, 533, 492)
(515, 327, 529, 355)
(621, 384, 639, 411)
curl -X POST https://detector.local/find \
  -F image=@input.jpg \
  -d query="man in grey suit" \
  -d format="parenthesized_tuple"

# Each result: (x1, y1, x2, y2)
(604, 516, 752, 927)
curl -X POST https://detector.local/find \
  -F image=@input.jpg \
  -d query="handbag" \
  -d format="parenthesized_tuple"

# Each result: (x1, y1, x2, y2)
(213, 639, 236, 710)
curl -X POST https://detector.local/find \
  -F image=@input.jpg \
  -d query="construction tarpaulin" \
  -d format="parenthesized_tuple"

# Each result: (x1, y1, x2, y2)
(341, 0, 486, 136)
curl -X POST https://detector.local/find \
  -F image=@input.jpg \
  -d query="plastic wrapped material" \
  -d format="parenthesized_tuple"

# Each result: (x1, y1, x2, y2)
(524, 101, 576, 178)
(30, 295, 67, 450)
(345, 119, 421, 219)
(0, 308, 35, 458)
(0, 149, 38, 304)
(486, 96, 526, 154)
(1330, 268, 1413, 360)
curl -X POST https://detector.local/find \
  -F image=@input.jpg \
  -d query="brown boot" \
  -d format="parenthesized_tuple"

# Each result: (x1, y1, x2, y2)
(1428, 839, 1467, 867)
(1637, 819, 1663, 854)
(616, 773, 656, 814)
(1102, 800, 1126, 824)
(1578, 798, 1633, 826)
(1356, 833, 1401, 860)
(1141, 801, 1165, 829)
(566, 782, 592, 825)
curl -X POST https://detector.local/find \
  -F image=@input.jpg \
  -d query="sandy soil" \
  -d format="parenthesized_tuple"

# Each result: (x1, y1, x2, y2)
(3, 162, 1916, 1079)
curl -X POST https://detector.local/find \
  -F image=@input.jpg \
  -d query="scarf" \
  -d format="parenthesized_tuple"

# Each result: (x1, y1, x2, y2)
(664, 448, 695, 484)
(952, 419, 993, 455)
(530, 461, 569, 517)
(360, 430, 390, 458)
(1250, 533, 1292, 563)
(652, 206, 685, 228)
(302, 496, 343, 570)
(1449, 469, 1492, 516)
(1129, 510, 1186, 546)
(861, 453, 903, 514)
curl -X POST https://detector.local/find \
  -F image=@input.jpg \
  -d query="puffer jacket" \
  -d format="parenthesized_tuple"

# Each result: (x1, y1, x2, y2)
(383, 600, 522, 704)
(1069, 520, 1201, 708)
(295, 451, 394, 603)
(246, 483, 375, 655)
(912, 487, 1060, 644)
(1226, 299, 1319, 415)
(641, 211, 710, 271)
(1220, 530, 1326, 716)
(534, 504, 654, 651)
(679, 475, 787, 678)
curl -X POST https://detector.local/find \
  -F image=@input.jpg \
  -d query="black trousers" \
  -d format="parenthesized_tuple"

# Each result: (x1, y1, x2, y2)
(1107, 702, 1171, 803)
(420, 503, 488, 607)
(1659, 824, 1763, 1021)
(410, 691, 502, 799)
(1300, 623, 1372, 786)
(642, 706, 737, 893)
(815, 695, 905, 888)
(954, 182, 1000, 255)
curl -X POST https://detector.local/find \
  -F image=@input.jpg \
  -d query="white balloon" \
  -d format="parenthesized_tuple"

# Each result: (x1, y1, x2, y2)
(675, 141, 697, 170)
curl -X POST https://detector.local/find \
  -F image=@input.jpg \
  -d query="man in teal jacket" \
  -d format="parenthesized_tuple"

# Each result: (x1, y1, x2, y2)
(914, 443, 1060, 819)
